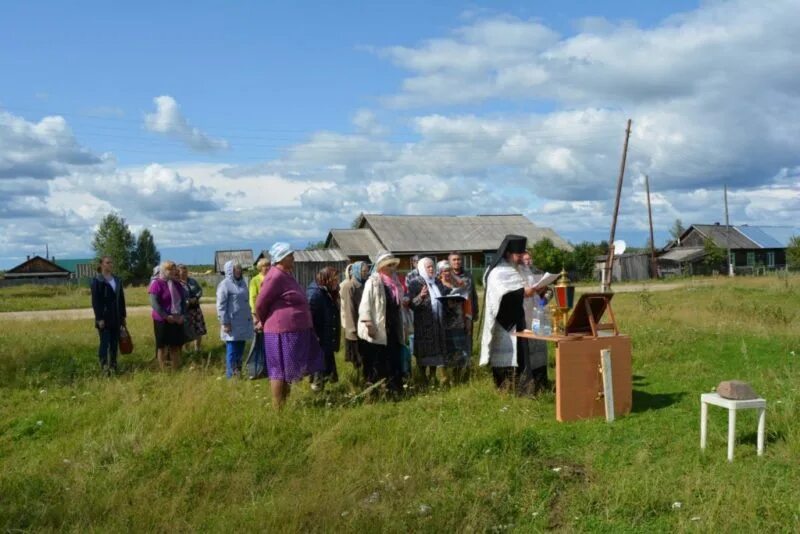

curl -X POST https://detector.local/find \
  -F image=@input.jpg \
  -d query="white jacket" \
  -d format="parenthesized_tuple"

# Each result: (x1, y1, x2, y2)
(358, 273, 387, 345)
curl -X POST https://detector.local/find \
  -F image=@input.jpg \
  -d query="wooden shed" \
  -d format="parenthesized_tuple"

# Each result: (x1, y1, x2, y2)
(292, 248, 349, 290)
(214, 249, 254, 274)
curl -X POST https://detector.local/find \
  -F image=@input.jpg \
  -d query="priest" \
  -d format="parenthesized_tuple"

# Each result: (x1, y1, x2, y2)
(479, 235, 548, 393)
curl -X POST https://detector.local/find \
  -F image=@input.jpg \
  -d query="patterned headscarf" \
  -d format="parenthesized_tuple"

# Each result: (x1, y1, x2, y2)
(351, 261, 369, 284)
(269, 242, 294, 264)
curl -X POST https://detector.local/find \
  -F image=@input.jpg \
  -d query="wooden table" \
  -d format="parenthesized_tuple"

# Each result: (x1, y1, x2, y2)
(516, 330, 632, 422)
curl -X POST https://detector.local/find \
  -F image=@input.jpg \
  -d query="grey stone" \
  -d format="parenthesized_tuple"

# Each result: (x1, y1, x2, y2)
(716, 380, 758, 400)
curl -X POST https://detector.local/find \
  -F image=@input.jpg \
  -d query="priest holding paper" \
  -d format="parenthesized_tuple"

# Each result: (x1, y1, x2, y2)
(480, 235, 550, 393)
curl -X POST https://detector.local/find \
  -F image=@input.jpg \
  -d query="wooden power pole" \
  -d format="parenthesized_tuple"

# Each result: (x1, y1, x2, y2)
(645, 175, 657, 278)
(602, 119, 632, 292)
(724, 184, 733, 276)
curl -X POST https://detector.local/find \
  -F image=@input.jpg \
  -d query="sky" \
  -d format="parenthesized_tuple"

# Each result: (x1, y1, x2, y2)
(1, 0, 799, 268)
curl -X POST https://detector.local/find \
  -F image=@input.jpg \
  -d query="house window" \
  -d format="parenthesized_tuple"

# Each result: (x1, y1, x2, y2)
(767, 251, 775, 267)
(746, 252, 755, 266)
(484, 253, 496, 268)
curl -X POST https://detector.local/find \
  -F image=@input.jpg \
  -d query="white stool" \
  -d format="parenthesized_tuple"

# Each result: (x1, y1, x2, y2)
(700, 393, 766, 462)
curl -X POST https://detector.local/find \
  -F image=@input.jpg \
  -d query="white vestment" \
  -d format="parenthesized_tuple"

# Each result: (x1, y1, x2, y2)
(479, 260, 524, 368)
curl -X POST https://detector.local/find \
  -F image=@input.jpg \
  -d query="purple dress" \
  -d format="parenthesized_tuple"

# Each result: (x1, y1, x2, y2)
(256, 268, 324, 382)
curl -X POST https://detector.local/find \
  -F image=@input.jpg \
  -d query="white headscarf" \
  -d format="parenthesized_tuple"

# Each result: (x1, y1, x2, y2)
(418, 257, 443, 321)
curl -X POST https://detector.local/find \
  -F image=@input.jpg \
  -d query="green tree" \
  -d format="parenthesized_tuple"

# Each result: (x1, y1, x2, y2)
(787, 235, 800, 269)
(703, 237, 726, 271)
(92, 213, 136, 281)
(530, 238, 572, 274)
(132, 229, 161, 281)
(670, 219, 686, 243)
(571, 241, 602, 281)
(305, 240, 327, 250)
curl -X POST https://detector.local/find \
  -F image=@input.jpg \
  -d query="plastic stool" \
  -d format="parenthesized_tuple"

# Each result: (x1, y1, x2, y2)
(700, 393, 766, 462)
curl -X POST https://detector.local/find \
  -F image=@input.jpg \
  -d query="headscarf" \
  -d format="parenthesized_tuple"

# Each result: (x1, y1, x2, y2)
(269, 242, 294, 264)
(351, 261, 368, 284)
(418, 257, 443, 320)
(343, 263, 353, 282)
(160, 265, 182, 315)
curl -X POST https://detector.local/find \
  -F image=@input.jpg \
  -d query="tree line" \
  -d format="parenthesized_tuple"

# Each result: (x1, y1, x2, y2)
(92, 213, 160, 283)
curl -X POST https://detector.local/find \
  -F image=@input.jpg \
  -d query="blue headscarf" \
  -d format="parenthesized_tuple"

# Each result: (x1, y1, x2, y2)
(269, 242, 293, 264)
(352, 261, 368, 284)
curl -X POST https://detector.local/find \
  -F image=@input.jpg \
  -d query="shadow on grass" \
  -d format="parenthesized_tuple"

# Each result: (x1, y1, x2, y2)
(740, 430, 785, 446)
(632, 390, 687, 413)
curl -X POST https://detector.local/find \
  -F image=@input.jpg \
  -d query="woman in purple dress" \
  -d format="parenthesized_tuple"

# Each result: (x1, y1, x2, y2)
(255, 242, 324, 409)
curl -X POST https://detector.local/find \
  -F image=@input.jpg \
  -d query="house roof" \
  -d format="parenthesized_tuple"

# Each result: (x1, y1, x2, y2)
(325, 229, 385, 259)
(5, 255, 71, 278)
(688, 224, 759, 249)
(685, 224, 799, 250)
(54, 258, 93, 273)
(659, 247, 706, 263)
(293, 248, 349, 263)
(736, 225, 800, 248)
(356, 214, 573, 254)
(214, 250, 254, 273)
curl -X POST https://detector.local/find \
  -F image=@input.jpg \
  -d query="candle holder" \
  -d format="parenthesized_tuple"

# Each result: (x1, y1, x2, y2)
(551, 268, 575, 335)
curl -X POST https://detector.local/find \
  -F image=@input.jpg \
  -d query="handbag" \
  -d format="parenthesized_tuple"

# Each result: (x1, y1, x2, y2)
(119, 325, 134, 354)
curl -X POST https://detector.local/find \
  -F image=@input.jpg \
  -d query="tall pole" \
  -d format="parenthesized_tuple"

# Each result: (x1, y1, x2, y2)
(645, 175, 657, 279)
(724, 184, 733, 276)
(603, 118, 632, 292)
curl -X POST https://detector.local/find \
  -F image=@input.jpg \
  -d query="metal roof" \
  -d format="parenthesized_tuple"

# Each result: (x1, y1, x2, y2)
(658, 247, 706, 263)
(736, 225, 799, 248)
(293, 248, 349, 262)
(326, 229, 385, 258)
(690, 224, 758, 249)
(214, 250, 254, 273)
(358, 214, 573, 253)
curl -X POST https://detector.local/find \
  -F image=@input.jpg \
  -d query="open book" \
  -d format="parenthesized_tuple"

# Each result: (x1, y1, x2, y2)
(530, 272, 560, 290)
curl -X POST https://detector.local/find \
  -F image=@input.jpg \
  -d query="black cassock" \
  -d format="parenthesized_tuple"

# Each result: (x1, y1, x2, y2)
(493, 288, 548, 393)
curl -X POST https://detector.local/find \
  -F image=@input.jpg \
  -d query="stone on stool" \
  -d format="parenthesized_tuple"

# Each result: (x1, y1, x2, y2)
(716, 380, 758, 400)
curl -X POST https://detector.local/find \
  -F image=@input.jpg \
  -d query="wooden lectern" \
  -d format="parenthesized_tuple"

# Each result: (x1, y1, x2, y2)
(516, 293, 632, 422)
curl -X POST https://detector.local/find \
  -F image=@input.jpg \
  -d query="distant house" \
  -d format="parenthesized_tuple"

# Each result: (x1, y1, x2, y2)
(325, 214, 572, 270)
(4, 255, 71, 280)
(659, 223, 799, 275)
(54, 258, 95, 279)
(594, 252, 653, 282)
(214, 249, 254, 274)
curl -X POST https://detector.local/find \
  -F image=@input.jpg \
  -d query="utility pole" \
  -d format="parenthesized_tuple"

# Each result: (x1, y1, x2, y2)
(724, 184, 733, 276)
(602, 118, 632, 292)
(645, 175, 657, 279)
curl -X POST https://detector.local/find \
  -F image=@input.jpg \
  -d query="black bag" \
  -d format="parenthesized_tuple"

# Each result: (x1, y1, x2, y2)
(245, 332, 268, 379)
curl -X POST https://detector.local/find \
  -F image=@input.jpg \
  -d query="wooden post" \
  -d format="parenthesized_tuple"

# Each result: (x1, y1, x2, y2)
(724, 184, 734, 277)
(645, 175, 658, 279)
(600, 349, 615, 422)
(602, 119, 632, 292)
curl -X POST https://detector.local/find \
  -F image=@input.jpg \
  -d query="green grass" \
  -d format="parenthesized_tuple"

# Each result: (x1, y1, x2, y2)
(1, 276, 799, 531)
(0, 284, 153, 313)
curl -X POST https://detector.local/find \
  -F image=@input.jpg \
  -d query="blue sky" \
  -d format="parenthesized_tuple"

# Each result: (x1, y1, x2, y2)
(1, 0, 798, 267)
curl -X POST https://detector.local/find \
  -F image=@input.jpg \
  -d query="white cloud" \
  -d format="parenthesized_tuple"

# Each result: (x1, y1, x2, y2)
(144, 95, 229, 152)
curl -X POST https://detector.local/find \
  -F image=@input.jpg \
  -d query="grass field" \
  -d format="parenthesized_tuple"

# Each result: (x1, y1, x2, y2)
(0, 284, 152, 313)
(1, 276, 799, 531)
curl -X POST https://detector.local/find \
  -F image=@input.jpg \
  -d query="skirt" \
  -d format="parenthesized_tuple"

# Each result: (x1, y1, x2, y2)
(187, 305, 207, 337)
(154, 319, 185, 348)
(263, 328, 324, 383)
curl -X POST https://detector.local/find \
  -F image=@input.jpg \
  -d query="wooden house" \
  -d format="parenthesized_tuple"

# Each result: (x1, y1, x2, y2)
(325, 214, 572, 271)
(3, 256, 71, 280)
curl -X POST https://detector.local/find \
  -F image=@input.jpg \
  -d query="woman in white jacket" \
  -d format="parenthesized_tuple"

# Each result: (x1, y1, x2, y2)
(358, 250, 406, 392)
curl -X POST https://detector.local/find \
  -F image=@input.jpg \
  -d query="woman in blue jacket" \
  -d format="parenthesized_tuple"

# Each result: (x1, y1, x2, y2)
(90, 256, 127, 375)
(307, 267, 341, 391)
(216, 260, 254, 378)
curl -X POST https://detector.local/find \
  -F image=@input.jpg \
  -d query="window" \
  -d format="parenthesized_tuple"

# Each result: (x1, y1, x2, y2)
(767, 251, 775, 267)
(484, 253, 496, 268)
(747, 252, 755, 266)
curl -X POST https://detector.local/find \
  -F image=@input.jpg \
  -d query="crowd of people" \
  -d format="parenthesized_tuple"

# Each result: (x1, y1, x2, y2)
(89, 234, 553, 407)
